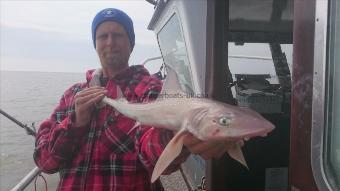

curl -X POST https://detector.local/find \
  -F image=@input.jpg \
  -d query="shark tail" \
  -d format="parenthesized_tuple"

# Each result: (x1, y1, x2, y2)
(102, 86, 128, 107)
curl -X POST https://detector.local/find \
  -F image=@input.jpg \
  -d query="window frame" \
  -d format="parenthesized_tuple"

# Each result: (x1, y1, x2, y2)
(311, 0, 339, 190)
(156, 13, 195, 93)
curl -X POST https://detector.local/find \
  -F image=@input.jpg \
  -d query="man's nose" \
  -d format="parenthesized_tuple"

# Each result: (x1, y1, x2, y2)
(106, 35, 116, 46)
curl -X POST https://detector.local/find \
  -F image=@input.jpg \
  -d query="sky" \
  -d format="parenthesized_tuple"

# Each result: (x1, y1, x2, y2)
(0, 0, 162, 73)
(0, 0, 293, 75)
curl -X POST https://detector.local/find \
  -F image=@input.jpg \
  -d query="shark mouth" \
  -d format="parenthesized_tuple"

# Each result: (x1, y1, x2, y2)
(207, 123, 274, 143)
(235, 126, 274, 143)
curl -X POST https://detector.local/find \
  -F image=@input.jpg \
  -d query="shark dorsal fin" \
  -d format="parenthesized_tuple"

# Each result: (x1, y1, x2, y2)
(159, 65, 186, 97)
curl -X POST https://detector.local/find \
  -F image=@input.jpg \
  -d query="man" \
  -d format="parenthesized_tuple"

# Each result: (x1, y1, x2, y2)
(34, 8, 227, 191)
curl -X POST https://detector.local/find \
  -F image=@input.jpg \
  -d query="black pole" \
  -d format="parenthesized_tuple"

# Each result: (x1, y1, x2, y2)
(0, 108, 36, 136)
(206, 0, 234, 190)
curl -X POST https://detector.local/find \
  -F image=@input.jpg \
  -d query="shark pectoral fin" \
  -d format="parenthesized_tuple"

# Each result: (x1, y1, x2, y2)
(227, 143, 248, 169)
(127, 121, 141, 134)
(132, 121, 141, 129)
(151, 129, 187, 183)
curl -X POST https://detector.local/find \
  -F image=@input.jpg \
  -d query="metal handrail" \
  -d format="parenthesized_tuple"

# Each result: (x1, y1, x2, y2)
(228, 54, 272, 60)
(141, 56, 163, 66)
(10, 167, 42, 191)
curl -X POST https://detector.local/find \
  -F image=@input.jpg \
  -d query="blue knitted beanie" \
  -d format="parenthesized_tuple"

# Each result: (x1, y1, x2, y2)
(91, 8, 135, 49)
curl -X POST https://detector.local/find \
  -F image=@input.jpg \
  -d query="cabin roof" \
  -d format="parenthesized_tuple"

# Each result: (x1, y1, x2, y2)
(148, 0, 293, 44)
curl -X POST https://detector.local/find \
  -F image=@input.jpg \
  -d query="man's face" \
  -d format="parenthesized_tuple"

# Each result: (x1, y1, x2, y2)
(95, 21, 132, 71)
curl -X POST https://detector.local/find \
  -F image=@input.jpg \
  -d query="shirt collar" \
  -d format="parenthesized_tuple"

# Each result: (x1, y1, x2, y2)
(86, 65, 150, 86)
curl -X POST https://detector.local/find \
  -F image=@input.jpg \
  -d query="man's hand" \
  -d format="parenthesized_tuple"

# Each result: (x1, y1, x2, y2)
(74, 86, 107, 127)
(182, 133, 231, 160)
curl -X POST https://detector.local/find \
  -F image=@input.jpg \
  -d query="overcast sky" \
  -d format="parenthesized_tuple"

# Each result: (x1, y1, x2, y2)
(0, 0, 293, 76)
(0, 0, 161, 73)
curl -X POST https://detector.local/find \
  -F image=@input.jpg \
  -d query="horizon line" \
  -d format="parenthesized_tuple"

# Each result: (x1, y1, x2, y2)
(0, 69, 85, 74)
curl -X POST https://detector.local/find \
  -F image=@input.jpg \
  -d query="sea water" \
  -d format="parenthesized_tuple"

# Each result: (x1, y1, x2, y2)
(0, 71, 83, 190)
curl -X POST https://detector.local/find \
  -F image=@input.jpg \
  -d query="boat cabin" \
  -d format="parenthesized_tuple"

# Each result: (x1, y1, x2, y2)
(145, 0, 340, 190)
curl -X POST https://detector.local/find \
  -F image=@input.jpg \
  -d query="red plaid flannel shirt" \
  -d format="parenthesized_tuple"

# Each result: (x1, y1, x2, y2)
(34, 65, 189, 191)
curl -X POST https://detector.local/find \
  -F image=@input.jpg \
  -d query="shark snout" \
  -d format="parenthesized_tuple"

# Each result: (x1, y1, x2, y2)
(204, 117, 275, 141)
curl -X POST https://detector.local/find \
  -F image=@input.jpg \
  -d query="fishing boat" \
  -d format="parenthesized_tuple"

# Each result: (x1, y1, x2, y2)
(144, 0, 339, 190)
(5, 0, 339, 190)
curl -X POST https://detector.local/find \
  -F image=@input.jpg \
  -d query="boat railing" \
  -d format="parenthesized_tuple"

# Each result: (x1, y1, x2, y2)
(141, 56, 163, 66)
(10, 167, 42, 191)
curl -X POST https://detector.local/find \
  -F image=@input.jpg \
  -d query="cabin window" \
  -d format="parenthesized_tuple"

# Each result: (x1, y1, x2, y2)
(157, 14, 193, 93)
(325, 0, 340, 187)
(228, 43, 292, 114)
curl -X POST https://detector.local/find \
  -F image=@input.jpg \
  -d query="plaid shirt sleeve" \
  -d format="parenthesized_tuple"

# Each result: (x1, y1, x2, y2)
(33, 83, 88, 173)
(133, 75, 190, 176)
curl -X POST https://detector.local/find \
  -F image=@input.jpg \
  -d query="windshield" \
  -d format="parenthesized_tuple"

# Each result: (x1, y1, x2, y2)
(157, 14, 193, 93)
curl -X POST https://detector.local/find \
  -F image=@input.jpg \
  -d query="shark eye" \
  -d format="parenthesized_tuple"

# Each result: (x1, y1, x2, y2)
(219, 116, 231, 126)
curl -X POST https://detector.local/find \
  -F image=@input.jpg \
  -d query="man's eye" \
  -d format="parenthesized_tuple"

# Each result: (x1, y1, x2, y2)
(97, 34, 107, 40)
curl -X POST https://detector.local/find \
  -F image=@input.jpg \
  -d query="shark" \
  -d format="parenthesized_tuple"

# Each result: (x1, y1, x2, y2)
(101, 66, 275, 183)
